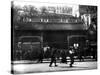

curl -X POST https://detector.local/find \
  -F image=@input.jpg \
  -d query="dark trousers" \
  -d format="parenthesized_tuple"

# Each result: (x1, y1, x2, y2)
(70, 55, 74, 67)
(61, 57, 67, 63)
(49, 57, 57, 66)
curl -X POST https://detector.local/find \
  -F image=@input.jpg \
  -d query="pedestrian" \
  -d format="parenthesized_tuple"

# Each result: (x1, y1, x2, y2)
(69, 46, 75, 67)
(61, 50, 67, 63)
(49, 47, 58, 67)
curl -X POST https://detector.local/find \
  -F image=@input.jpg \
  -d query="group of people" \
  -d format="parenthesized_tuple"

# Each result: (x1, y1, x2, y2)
(37, 43, 86, 67)
(49, 47, 75, 67)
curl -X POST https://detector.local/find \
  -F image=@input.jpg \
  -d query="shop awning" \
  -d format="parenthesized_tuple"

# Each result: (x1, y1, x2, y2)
(14, 22, 87, 30)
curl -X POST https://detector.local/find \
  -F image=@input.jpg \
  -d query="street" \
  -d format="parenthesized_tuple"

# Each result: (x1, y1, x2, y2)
(12, 61, 97, 74)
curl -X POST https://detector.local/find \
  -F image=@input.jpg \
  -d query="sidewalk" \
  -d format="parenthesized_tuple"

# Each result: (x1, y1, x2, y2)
(11, 60, 97, 74)
(12, 58, 96, 64)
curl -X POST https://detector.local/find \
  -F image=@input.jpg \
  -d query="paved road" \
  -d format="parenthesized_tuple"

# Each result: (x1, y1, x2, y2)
(12, 61, 97, 74)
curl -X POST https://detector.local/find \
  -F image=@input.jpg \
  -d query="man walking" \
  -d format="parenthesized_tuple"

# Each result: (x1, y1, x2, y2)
(69, 46, 75, 67)
(49, 47, 58, 67)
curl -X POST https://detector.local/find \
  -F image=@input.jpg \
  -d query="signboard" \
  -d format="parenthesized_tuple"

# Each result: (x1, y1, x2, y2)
(46, 6, 72, 15)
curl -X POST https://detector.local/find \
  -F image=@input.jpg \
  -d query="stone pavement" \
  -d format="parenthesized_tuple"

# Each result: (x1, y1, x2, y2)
(12, 61, 97, 74)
